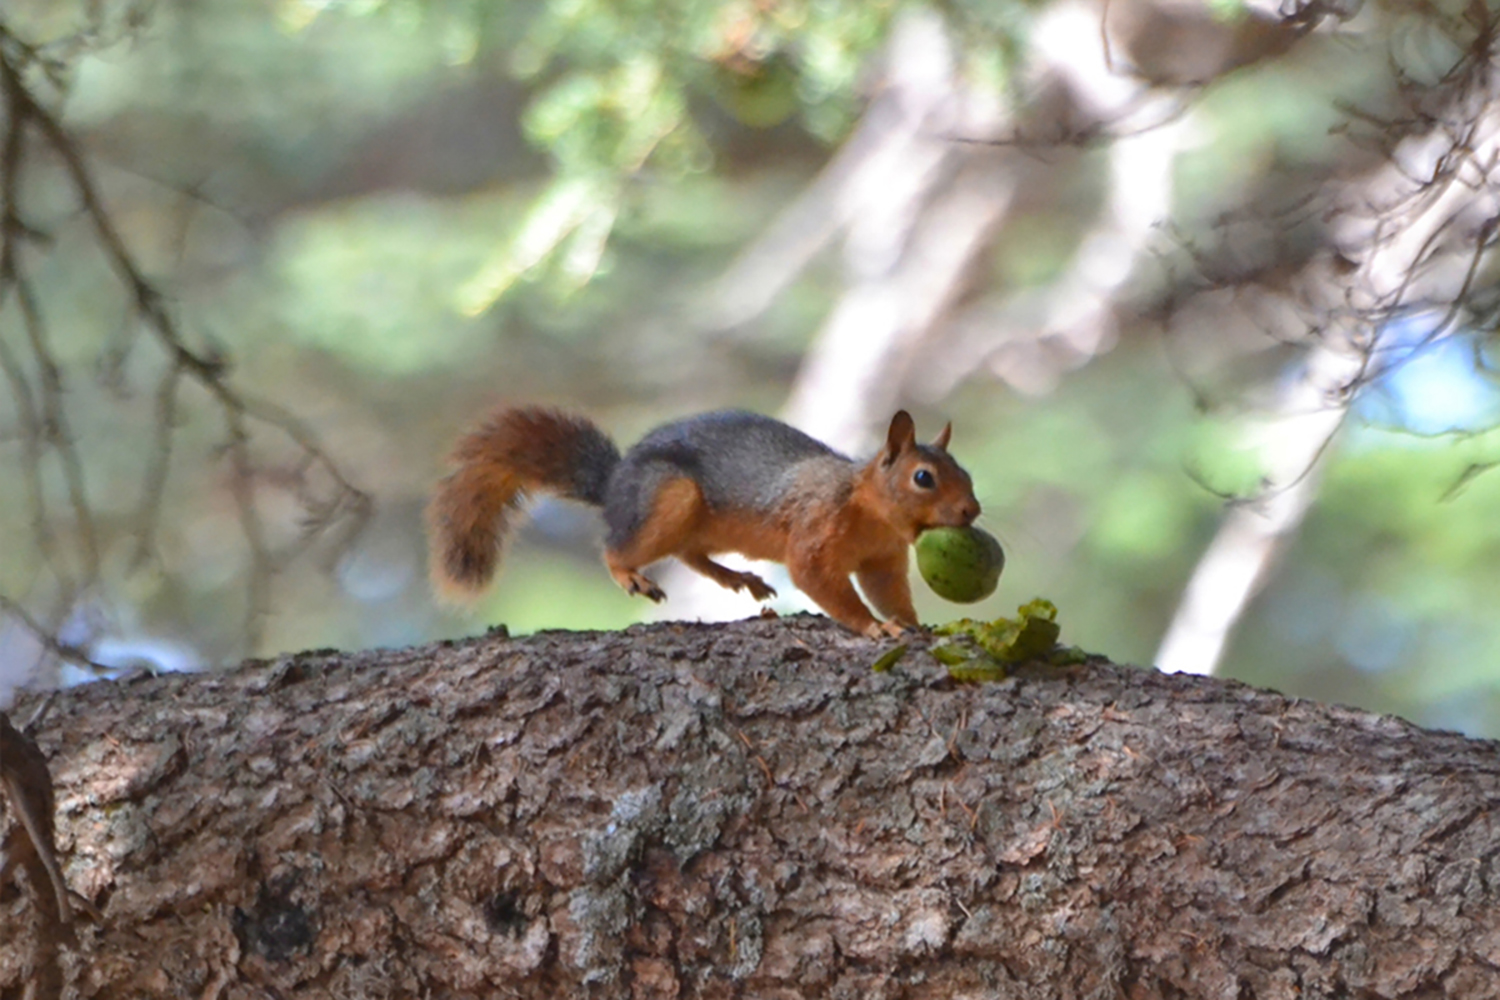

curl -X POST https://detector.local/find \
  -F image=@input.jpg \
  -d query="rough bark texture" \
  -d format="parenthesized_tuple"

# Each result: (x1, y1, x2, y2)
(2, 615, 1499, 999)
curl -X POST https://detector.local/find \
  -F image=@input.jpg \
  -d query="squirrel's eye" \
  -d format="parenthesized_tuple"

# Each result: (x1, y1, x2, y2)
(913, 468, 936, 489)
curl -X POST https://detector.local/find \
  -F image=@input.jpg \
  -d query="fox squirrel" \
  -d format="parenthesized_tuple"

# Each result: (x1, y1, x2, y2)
(427, 407, 981, 638)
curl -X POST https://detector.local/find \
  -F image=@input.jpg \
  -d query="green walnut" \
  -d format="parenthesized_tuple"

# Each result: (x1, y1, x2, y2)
(915, 526, 1005, 603)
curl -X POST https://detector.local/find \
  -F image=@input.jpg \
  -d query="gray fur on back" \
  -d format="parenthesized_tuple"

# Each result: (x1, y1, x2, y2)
(566, 422, 622, 507)
(604, 410, 851, 548)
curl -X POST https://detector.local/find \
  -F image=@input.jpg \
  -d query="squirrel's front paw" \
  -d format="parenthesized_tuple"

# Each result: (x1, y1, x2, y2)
(865, 620, 911, 639)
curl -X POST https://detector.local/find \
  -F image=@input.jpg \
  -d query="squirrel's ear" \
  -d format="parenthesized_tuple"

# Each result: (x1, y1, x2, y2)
(932, 422, 952, 451)
(882, 410, 916, 466)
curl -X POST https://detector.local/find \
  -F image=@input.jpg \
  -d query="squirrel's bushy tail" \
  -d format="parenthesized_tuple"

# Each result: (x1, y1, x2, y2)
(427, 406, 620, 596)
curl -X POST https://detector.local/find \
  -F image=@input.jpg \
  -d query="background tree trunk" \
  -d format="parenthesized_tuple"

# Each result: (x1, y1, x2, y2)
(3, 616, 1498, 999)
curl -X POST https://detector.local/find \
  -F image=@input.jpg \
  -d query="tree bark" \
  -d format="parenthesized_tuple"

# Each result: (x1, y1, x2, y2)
(2, 615, 1498, 999)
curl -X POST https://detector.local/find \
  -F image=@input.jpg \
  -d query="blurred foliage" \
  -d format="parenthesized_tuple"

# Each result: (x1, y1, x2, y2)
(272, 193, 519, 374)
(3, 0, 1500, 744)
(318, 0, 1025, 313)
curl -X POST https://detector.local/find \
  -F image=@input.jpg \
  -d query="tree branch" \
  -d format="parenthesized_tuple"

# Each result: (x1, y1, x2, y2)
(3, 617, 1497, 997)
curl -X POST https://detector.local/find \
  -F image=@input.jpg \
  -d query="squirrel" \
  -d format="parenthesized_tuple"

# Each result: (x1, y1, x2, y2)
(426, 406, 981, 638)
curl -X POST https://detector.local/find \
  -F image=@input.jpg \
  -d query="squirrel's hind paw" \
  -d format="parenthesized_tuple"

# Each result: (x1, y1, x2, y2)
(624, 572, 667, 603)
(733, 572, 777, 602)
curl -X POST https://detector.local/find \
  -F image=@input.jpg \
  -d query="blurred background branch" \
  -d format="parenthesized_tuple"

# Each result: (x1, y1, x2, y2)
(0, 9, 370, 699)
(2, 0, 1500, 734)
(1157, 0, 1500, 673)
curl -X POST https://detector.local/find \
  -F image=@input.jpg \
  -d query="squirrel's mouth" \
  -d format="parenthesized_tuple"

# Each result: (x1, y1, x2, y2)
(927, 508, 980, 530)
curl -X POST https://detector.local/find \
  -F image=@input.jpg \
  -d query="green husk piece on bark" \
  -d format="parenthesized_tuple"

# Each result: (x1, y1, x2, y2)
(871, 644, 909, 673)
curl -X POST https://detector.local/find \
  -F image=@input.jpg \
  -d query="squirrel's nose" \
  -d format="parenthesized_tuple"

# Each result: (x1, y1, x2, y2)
(960, 500, 980, 525)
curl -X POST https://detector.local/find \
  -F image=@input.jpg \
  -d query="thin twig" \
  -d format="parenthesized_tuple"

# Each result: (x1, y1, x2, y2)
(0, 595, 112, 675)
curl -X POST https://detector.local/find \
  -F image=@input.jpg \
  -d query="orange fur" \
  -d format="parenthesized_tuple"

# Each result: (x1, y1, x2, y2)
(605, 478, 704, 600)
(426, 458, 522, 597)
(693, 508, 791, 562)
(856, 554, 917, 627)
